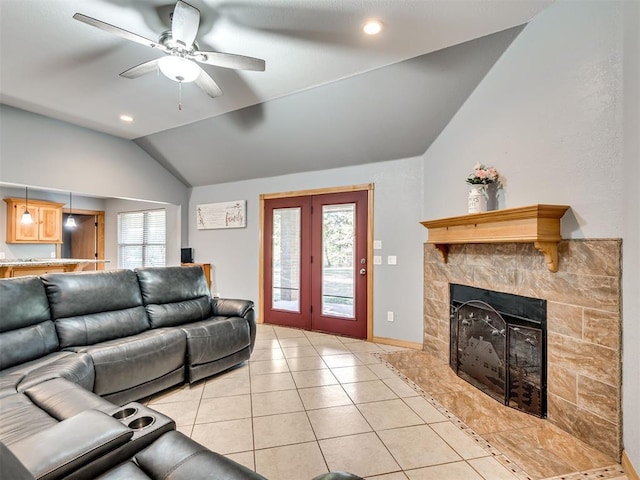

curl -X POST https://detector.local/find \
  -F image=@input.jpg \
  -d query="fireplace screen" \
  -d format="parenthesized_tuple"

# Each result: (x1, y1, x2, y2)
(450, 284, 546, 418)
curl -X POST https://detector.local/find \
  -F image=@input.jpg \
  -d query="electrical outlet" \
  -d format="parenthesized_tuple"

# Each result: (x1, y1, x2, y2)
(0, 252, 5, 259)
(387, 311, 394, 322)
(387, 255, 397, 265)
(50, 252, 56, 258)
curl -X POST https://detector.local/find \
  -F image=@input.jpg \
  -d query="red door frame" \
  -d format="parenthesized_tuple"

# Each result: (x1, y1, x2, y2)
(261, 186, 372, 339)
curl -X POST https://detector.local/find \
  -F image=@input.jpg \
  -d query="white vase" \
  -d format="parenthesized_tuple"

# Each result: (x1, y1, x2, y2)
(468, 184, 487, 213)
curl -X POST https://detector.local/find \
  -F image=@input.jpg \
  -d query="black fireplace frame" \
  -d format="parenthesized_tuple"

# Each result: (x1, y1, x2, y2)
(449, 284, 548, 418)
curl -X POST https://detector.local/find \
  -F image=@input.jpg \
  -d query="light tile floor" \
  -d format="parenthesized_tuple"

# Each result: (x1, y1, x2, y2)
(144, 324, 629, 480)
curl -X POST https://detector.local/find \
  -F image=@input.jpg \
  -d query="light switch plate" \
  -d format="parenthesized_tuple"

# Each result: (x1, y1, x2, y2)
(387, 256, 397, 265)
(373, 240, 382, 250)
(373, 255, 382, 265)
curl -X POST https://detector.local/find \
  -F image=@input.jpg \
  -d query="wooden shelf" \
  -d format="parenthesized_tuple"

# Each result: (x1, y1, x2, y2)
(421, 204, 570, 272)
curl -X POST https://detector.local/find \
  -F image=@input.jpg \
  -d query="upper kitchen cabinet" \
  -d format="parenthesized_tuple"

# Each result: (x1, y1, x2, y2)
(4, 197, 64, 244)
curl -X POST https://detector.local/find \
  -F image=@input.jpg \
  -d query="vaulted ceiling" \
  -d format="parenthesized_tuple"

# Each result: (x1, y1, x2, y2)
(0, 1, 552, 187)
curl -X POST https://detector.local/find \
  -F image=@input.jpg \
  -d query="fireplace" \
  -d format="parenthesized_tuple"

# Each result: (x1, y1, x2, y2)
(424, 241, 622, 458)
(449, 284, 547, 418)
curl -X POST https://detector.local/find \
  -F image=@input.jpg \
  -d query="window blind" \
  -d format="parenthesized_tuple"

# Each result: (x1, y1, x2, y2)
(117, 209, 166, 269)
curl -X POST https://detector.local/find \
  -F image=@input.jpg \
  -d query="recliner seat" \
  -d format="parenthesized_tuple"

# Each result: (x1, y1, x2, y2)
(135, 266, 255, 383)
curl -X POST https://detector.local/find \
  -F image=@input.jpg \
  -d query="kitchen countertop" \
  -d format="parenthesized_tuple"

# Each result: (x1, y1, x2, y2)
(0, 259, 109, 266)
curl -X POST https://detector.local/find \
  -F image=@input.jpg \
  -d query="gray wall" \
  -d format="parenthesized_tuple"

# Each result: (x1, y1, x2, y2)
(421, 0, 638, 468)
(190, 156, 425, 343)
(622, 0, 640, 470)
(0, 105, 190, 246)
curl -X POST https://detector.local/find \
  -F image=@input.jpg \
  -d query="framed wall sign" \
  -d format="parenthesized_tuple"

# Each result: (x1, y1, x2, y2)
(196, 200, 246, 230)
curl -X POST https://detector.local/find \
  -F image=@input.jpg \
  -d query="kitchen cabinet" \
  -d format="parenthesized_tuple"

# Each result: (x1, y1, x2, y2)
(4, 197, 64, 244)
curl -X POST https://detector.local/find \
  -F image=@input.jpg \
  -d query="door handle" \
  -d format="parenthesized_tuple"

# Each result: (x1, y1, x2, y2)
(359, 268, 366, 275)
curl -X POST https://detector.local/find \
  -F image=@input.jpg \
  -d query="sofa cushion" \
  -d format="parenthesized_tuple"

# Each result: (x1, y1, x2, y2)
(0, 276, 51, 330)
(1, 352, 95, 393)
(0, 393, 58, 446)
(42, 270, 150, 347)
(0, 321, 59, 370)
(42, 270, 144, 319)
(54, 307, 150, 349)
(0, 277, 58, 369)
(0, 374, 23, 399)
(67, 328, 186, 397)
(135, 266, 213, 328)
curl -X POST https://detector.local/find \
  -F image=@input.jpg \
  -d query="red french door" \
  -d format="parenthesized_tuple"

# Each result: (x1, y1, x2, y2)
(263, 190, 368, 338)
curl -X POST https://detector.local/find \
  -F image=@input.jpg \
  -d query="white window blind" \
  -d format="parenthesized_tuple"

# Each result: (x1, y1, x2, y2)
(117, 209, 166, 269)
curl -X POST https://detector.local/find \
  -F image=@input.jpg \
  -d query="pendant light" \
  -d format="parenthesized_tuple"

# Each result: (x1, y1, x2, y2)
(66, 192, 76, 228)
(21, 187, 34, 224)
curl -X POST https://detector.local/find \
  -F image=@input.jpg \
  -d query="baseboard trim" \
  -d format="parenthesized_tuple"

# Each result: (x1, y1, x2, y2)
(372, 336, 422, 350)
(623, 451, 640, 480)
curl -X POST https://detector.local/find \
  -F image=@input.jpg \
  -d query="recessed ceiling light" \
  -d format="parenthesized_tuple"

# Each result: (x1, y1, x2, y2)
(363, 20, 383, 35)
(119, 114, 134, 123)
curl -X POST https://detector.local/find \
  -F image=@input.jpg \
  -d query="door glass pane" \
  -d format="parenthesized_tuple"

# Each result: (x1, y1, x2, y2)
(322, 203, 355, 318)
(272, 207, 301, 312)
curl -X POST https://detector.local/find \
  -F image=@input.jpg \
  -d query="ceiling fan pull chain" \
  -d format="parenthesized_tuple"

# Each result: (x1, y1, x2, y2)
(178, 81, 183, 111)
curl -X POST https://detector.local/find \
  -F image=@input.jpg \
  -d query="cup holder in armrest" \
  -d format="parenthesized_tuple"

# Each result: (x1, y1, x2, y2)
(128, 416, 155, 430)
(112, 407, 138, 420)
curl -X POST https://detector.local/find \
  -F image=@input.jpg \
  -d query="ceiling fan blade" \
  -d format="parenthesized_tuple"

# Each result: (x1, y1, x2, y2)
(194, 68, 223, 98)
(192, 51, 265, 71)
(171, 1, 200, 48)
(119, 59, 160, 79)
(73, 13, 168, 53)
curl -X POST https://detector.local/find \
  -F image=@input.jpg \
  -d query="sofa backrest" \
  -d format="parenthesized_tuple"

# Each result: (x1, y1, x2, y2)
(0, 277, 58, 370)
(135, 266, 213, 328)
(41, 270, 150, 348)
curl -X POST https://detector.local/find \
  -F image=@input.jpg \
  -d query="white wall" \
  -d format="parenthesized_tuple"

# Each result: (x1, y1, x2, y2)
(421, 0, 638, 469)
(190, 156, 425, 343)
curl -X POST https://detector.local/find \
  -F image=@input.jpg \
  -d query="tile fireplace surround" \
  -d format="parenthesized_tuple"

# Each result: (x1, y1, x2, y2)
(423, 239, 622, 460)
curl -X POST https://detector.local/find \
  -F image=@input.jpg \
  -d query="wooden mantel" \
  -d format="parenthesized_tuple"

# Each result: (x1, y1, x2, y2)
(421, 204, 570, 272)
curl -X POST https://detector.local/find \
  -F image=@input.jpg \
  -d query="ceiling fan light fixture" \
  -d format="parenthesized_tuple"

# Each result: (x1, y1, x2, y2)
(363, 20, 383, 35)
(158, 56, 200, 83)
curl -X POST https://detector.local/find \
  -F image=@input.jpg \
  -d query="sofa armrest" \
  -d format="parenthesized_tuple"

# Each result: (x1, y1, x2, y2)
(0, 442, 34, 480)
(8, 409, 133, 480)
(211, 298, 254, 318)
(211, 298, 257, 352)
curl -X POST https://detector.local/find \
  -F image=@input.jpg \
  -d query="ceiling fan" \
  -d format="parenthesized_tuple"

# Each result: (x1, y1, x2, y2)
(73, 0, 265, 99)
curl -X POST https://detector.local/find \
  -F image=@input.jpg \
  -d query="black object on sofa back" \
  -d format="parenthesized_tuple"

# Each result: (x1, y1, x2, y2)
(135, 266, 213, 328)
(42, 270, 151, 348)
(0, 276, 58, 370)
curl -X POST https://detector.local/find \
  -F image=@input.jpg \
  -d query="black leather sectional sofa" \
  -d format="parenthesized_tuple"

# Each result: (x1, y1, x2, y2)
(0, 266, 362, 480)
